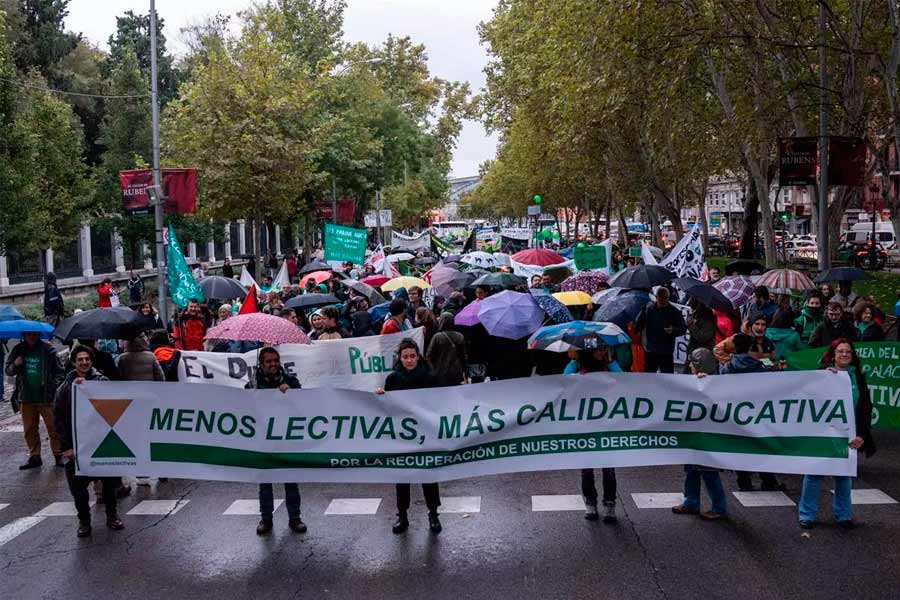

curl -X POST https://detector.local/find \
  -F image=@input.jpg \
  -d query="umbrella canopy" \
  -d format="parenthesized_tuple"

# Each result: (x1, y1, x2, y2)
(560, 272, 609, 295)
(453, 300, 483, 327)
(339, 280, 386, 305)
(431, 267, 475, 297)
(55, 307, 157, 342)
(814, 267, 872, 283)
(368, 301, 391, 322)
(756, 268, 815, 291)
(528, 321, 630, 353)
(492, 253, 511, 267)
(198, 275, 247, 300)
(0, 319, 54, 340)
(360, 274, 391, 288)
(477, 290, 546, 339)
(205, 313, 311, 344)
(725, 259, 765, 276)
(413, 256, 438, 267)
(552, 290, 593, 306)
(713, 275, 756, 308)
(672, 277, 734, 314)
(444, 254, 462, 263)
(609, 265, 674, 289)
(283, 293, 340, 310)
(542, 263, 573, 284)
(510, 248, 566, 267)
(299, 271, 333, 287)
(471, 272, 526, 289)
(532, 293, 573, 325)
(460, 251, 498, 269)
(298, 260, 333, 275)
(382, 276, 430, 292)
(386, 252, 415, 263)
(591, 288, 652, 328)
(0, 305, 25, 322)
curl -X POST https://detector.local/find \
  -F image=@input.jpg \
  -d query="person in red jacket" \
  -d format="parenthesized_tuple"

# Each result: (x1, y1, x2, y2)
(97, 278, 113, 308)
(173, 299, 208, 351)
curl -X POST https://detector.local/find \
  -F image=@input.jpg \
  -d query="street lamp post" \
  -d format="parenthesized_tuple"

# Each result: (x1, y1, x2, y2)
(150, 0, 167, 324)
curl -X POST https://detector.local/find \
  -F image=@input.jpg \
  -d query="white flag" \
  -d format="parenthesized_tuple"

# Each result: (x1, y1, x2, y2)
(660, 222, 704, 279)
(239, 266, 258, 289)
(641, 241, 659, 266)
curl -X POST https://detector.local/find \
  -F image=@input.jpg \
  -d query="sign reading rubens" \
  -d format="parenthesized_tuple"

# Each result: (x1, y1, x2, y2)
(74, 371, 857, 483)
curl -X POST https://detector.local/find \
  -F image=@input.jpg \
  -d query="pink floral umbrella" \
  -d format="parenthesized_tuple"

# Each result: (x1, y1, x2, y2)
(205, 313, 311, 344)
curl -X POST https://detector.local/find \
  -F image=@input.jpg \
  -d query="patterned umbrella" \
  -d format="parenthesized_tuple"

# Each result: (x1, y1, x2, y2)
(560, 272, 609, 295)
(532, 293, 573, 324)
(511, 248, 566, 266)
(205, 313, 311, 344)
(552, 290, 593, 306)
(478, 290, 546, 339)
(527, 321, 630, 353)
(713, 275, 756, 308)
(460, 251, 498, 269)
(755, 269, 815, 291)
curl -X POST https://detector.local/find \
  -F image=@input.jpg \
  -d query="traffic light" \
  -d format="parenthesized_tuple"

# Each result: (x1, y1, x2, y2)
(533, 194, 542, 205)
(779, 211, 791, 223)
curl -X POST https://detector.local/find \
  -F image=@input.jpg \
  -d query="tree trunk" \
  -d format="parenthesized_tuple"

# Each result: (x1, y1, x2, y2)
(739, 180, 760, 260)
(617, 204, 629, 247)
(696, 183, 709, 255)
(647, 198, 661, 247)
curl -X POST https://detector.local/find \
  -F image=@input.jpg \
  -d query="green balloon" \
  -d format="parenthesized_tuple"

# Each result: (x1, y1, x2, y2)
(552, 231, 560, 239)
(533, 194, 542, 204)
(577, 242, 586, 248)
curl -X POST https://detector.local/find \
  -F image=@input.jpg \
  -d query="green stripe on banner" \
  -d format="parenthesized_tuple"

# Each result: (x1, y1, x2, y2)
(151, 430, 847, 470)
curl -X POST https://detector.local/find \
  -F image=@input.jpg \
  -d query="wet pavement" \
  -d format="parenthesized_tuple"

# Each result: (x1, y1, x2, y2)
(1, 425, 899, 600)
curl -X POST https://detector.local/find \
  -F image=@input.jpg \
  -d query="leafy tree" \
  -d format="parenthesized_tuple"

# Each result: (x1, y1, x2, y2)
(6, 0, 78, 85)
(107, 10, 180, 105)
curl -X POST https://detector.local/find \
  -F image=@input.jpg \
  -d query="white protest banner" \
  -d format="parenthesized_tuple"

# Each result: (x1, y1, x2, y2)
(672, 302, 692, 365)
(511, 258, 575, 279)
(660, 222, 704, 279)
(178, 327, 425, 391)
(74, 371, 856, 483)
(391, 230, 431, 253)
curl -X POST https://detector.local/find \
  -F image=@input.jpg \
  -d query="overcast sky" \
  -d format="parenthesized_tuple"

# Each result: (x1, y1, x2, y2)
(65, 0, 499, 178)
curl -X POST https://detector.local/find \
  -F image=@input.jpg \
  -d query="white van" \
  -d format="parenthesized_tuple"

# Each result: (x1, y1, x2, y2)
(842, 221, 898, 260)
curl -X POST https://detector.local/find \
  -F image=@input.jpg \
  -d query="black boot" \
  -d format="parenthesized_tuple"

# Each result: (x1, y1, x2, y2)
(77, 522, 92, 538)
(106, 517, 125, 531)
(392, 512, 409, 534)
(288, 517, 307, 533)
(19, 456, 42, 470)
(428, 512, 442, 534)
(256, 519, 273, 535)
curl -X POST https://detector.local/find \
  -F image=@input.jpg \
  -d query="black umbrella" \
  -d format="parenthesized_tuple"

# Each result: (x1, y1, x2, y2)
(298, 260, 333, 275)
(413, 256, 438, 267)
(55, 307, 157, 342)
(283, 293, 340, 310)
(198, 275, 247, 300)
(609, 265, 674, 289)
(471, 272, 526, 289)
(591, 288, 652, 328)
(814, 267, 872, 283)
(725, 259, 765, 276)
(339, 280, 386, 305)
(672, 277, 735, 314)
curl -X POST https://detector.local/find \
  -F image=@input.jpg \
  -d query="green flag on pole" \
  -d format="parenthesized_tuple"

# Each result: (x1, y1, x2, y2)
(166, 225, 205, 309)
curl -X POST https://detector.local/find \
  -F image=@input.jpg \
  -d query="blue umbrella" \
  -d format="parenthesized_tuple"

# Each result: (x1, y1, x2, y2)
(0, 305, 25, 322)
(528, 321, 630, 352)
(477, 290, 546, 339)
(532, 292, 573, 324)
(591, 288, 652, 328)
(368, 301, 392, 322)
(0, 319, 54, 340)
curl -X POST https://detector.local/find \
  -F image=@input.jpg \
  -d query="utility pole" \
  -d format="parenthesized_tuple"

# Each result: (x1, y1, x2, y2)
(817, 0, 831, 271)
(331, 176, 337, 224)
(375, 190, 383, 245)
(150, 0, 168, 323)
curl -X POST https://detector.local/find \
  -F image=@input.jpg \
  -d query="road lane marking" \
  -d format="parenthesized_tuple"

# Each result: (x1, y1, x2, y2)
(0, 517, 46, 547)
(127, 500, 189, 515)
(223, 499, 282, 515)
(35, 502, 88, 517)
(832, 489, 899, 505)
(631, 493, 684, 509)
(324, 498, 381, 515)
(0, 504, 8, 512)
(732, 491, 796, 507)
(439, 496, 481, 513)
(531, 495, 584, 511)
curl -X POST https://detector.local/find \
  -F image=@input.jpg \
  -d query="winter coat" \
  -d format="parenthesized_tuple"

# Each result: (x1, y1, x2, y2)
(686, 311, 717, 354)
(43, 273, 64, 317)
(97, 283, 112, 308)
(152, 346, 181, 382)
(173, 315, 207, 351)
(384, 361, 437, 391)
(245, 366, 301, 390)
(720, 353, 769, 375)
(54, 368, 107, 452)
(765, 327, 805, 362)
(793, 307, 824, 344)
(856, 321, 885, 342)
(808, 317, 857, 349)
(127, 276, 144, 303)
(633, 301, 687, 355)
(4, 340, 64, 404)
(842, 365, 876, 457)
(116, 337, 165, 381)
(426, 330, 466, 387)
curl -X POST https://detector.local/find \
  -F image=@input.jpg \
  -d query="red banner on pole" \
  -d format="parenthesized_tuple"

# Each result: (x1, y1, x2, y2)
(828, 137, 866, 187)
(119, 168, 198, 215)
(314, 198, 356, 224)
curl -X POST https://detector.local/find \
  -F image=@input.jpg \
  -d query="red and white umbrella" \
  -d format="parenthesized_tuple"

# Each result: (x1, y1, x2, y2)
(755, 269, 815, 292)
(713, 275, 756, 308)
(205, 313, 311, 344)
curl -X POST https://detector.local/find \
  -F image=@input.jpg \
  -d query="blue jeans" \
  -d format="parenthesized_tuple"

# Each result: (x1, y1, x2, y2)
(799, 475, 852, 522)
(683, 468, 727, 514)
(258, 483, 301, 520)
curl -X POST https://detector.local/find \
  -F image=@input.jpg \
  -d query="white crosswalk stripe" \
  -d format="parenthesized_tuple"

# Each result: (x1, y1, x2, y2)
(630, 493, 684, 509)
(531, 494, 584, 511)
(439, 496, 481, 513)
(0, 517, 46, 547)
(839, 489, 899, 505)
(324, 498, 381, 515)
(127, 499, 189, 516)
(223, 499, 280, 515)
(35, 502, 85, 517)
(0, 503, 9, 512)
(732, 491, 795, 507)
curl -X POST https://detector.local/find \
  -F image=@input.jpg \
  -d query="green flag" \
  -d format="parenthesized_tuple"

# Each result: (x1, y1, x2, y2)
(166, 225, 205, 309)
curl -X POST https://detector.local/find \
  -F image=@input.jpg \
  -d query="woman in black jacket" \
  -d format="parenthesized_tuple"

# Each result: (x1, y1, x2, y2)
(375, 338, 442, 534)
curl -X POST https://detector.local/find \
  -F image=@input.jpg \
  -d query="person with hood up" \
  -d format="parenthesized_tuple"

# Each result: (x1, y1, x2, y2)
(793, 291, 824, 345)
(426, 314, 467, 386)
(245, 347, 306, 535)
(375, 339, 442, 535)
(54, 346, 124, 537)
(808, 301, 857, 348)
(798, 338, 875, 529)
(765, 309, 805, 362)
(43, 272, 65, 327)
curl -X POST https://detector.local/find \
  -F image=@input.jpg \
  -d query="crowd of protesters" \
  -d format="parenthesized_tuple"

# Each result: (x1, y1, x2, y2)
(2, 247, 897, 539)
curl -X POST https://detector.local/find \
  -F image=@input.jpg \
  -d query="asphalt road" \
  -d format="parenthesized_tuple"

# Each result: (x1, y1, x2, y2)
(1, 420, 899, 600)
